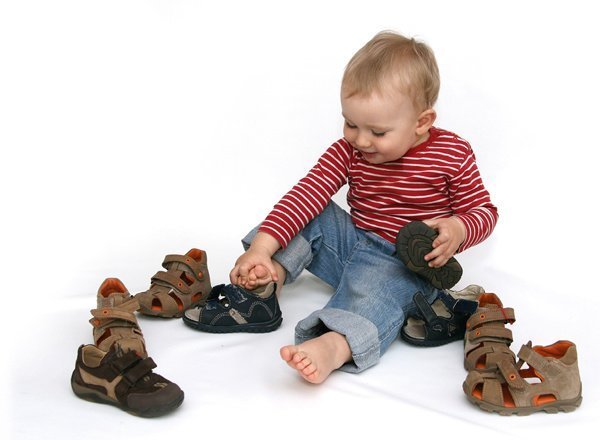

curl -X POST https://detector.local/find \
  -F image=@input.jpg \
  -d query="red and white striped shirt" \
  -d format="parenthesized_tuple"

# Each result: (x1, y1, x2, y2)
(259, 127, 498, 252)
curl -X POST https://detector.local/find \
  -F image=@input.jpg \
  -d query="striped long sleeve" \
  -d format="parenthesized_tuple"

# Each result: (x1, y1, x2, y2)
(259, 127, 498, 252)
(259, 139, 352, 246)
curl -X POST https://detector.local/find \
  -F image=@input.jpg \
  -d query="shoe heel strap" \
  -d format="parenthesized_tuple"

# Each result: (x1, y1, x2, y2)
(412, 291, 438, 324)
(438, 292, 478, 314)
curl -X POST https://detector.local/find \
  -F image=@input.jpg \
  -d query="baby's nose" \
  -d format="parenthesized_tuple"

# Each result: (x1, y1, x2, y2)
(354, 132, 372, 149)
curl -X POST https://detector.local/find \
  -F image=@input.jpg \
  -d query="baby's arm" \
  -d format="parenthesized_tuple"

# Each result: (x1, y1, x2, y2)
(425, 139, 498, 266)
(230, 140, 352, 289)
(423, 217, 466, 268)
(229, 232, 281, 289)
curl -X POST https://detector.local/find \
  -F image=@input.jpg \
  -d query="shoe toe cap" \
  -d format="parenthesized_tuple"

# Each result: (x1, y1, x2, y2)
(184, 307, 201, 322)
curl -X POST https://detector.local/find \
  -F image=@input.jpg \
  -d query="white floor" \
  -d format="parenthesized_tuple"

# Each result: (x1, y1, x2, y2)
(2, 1, 599, 439)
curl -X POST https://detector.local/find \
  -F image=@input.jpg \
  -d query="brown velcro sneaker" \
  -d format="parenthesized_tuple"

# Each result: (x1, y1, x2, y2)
(71, 344, 184, 417)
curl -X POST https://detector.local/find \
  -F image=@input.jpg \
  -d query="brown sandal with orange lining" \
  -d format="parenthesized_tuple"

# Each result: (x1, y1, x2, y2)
(135, 249, 212, 318)
(464, 293, 516, 372)
(463, 340, 583, 415)
(90, 278, 147, 357)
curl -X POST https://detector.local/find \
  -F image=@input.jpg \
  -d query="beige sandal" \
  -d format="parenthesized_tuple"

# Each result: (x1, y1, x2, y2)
(463, 340, 583, 415)
(464, 293, 516, 372)
(136, 249, 211, 318)
(90, 278, 147, 357)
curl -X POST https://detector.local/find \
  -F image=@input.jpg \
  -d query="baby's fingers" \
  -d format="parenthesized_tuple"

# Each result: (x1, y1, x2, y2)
(425, 244, 451, 268)
(428, 253, 450, 268)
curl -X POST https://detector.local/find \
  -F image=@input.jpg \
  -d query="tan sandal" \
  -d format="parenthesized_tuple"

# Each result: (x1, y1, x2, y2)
(136, 249, 211, 318)
(463, 340, 583, 415)
(464, 293, 516, 372)
(90, 278, 147, 357)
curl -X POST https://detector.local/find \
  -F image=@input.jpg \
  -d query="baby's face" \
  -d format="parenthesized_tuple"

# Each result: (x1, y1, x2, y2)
(341, 91, 425, 164)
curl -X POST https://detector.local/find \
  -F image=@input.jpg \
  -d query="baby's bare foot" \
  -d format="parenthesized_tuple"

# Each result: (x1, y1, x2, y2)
(242, 264, 273, 290)
(279, 332, 352, 384)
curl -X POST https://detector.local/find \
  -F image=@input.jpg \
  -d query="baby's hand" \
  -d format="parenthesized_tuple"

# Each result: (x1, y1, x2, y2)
(242, 265, 273, 290)
(229, 247, 279, 289)
(422, 217, 466, 268)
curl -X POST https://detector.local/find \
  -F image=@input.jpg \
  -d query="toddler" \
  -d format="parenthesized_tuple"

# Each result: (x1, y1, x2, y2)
(229, 31, 498, 383)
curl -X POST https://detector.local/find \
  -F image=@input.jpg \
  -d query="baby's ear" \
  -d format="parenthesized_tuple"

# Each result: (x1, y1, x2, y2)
(416, 109, 436, 135)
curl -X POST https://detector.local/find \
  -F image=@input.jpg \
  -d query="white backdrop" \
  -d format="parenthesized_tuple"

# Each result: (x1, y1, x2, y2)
(1, 1, 598, 439)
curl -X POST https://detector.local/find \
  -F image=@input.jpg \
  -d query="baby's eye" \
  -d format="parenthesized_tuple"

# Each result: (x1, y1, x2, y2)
(372, 130, 386, 137)
(345, 121, 357, 129)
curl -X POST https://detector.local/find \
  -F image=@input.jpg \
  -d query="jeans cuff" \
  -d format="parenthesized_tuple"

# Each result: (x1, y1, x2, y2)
(241, 226, 313, 284)
(294, 308, 381, 373)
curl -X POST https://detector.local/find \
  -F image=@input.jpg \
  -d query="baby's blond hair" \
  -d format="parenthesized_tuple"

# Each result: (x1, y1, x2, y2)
(342, 31, 440, 112)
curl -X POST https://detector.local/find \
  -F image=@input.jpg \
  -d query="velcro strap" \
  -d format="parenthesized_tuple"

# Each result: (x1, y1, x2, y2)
(453, 298, 479, 314)
(466, 341, 515, 368)
(122, 357, 157, 385)
(90, 307, 139, 326)
(110, 351, 141, 375)
(485, 348, 516, 367)
(206, 284, 225, 301)
(91, 318, 139, 332)
(466, 307, 515, 328)
(439, 293, 478, 315)
(517, 343, 550, 371)
(115, 297, 140, 313)
(162, 254, 202, 273)
(151, 271, 192, 294)
(412, 291, 438, 325)
(497, 359, 527, 390)
(466, 326, 513, 344)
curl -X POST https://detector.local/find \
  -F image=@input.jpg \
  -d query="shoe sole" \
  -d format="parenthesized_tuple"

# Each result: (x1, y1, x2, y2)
(182, 313, 283, 333)
(462, 381, 582, 416)
(395, 221, 463, 290)
(71, 371, 184, 418)
(400, 325, 466, 347)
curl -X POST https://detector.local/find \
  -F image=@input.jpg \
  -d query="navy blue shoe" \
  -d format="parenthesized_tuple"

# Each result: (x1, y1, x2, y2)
(401, 286, 482, 347)
(182, 283, 282, 333)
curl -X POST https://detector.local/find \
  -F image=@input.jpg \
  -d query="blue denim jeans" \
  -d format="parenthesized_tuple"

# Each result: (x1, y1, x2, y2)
(242, 202, 440, 373)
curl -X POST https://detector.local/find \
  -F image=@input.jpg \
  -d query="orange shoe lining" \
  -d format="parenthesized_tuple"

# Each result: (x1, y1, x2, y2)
(533, 394, 557, 405)
(501, 383, 516, 407)
(168, 291, 184, 312)
(151, 298, 162, 311)
(533, 341, 571, 359)
(99, 278, 126, 297)
(186, 249, 204, 262)
(477, 293, 502, 308)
